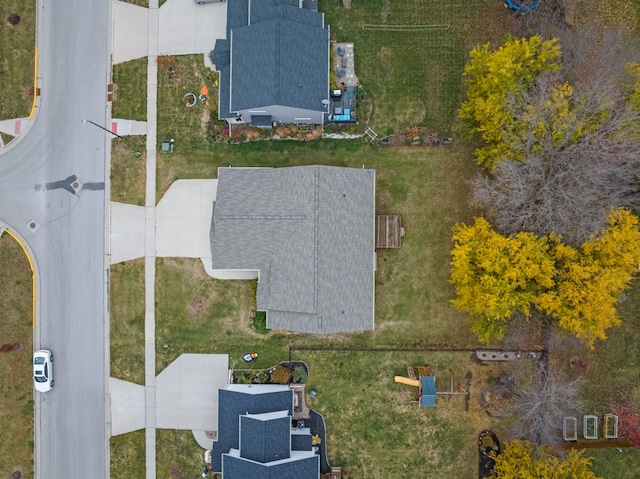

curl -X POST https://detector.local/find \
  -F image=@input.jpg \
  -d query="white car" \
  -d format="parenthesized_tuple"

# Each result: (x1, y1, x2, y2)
(33, 350, 54, 392)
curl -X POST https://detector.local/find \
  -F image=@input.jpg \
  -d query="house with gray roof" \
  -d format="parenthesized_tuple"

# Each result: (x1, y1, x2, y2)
(212, 384, 319, 478)
(212, 0, 330, 127)
(209, 165, 376, 334)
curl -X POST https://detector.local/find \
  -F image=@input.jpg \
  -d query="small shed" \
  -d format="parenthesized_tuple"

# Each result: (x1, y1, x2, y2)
(375, 215, 404, 249)
(419, 376, 437, 408)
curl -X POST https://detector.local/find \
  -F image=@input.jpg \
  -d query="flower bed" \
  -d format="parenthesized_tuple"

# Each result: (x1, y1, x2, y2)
(232, 360, 309, 385)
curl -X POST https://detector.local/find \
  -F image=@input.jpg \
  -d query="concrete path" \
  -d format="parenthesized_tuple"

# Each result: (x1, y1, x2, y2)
(113, 1, 149, 64)
(110, 378, 146, 435)
(110, 353, 228, 447)
(111, 179, 217, 262)
(156, 179, 217, 258)
(144, 2, 159, 476)
(110, 202, 145, 263)
(112, 119, 147, 136)
(159, 0, 227, 62)
(155, 354, 229, 444)
(108, 0, 229, 477)
(114, 0, 226, 65)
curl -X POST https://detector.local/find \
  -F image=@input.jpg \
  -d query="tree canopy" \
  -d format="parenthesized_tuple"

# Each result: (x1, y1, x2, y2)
(461, 27, 640, 245)
(450, 209, 640, 345)
(491, 440, 601, 479)
(459, 35, 561, 171)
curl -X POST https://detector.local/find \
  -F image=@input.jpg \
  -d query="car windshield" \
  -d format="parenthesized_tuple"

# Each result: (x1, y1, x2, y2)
(34, 357, 45, 364)
(35, 376, 47, 382)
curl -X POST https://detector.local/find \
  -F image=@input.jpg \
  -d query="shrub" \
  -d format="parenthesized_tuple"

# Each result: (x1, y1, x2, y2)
(270, 364, 292, 384)
(293, 366, 308, 383)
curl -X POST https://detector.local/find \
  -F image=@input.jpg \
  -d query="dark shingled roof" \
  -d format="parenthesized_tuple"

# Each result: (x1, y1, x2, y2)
(222, 453, 319, 479)
(212, 385, 293, 472)
(214, 0, 328, 118)
(239, 413, 291, 463)
(251, 115, 273, 127)
(230, 19, 328, 112)
(210, 166, 376, 334)
(291, 430, 312, 451)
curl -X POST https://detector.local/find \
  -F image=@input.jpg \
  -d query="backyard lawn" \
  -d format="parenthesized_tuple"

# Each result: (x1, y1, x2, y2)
(319, 0, 513, 133)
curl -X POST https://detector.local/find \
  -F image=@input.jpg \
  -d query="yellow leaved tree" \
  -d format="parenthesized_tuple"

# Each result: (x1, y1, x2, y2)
(491, 440, 601, 479)
(458, 35, 561, 170)
(450, 217, 555, 342)
(450, 210, 640, 346)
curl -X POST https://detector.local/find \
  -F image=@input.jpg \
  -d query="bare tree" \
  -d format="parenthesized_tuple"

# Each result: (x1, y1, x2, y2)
(509, 365, 584, 447)
(472, 56, 640, 245)
(473, 139, 640, 245)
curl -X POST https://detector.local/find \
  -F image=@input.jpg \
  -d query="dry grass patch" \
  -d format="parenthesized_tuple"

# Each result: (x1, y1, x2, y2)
(155, 257, 257, 373)
(110, 430, 145, 479)
(156, 429, 204, 478)
(110, 135, 147, 207)
(0, 234, 34, 478)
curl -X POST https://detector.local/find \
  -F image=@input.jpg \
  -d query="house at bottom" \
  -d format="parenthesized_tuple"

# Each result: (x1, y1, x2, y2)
(212, 0, 330, 127)
(209, 165, 376, 334)
(212, 384, 319, 478)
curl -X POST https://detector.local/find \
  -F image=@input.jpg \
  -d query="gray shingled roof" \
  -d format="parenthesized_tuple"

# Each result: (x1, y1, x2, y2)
(210, 166, 375, 334)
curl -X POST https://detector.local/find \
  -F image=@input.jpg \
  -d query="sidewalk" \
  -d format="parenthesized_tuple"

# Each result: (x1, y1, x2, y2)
(108, 1, 228, 478)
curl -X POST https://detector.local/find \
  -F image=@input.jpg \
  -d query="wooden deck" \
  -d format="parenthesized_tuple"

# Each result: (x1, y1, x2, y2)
(375, 215, 404, 248)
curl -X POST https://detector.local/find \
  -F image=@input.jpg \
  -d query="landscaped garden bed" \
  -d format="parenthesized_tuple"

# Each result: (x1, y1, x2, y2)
(378, 126, 452, 147)
(232, 360, 309, 385)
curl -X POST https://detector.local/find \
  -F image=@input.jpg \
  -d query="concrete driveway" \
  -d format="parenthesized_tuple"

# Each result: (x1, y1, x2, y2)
(110, 354, 229, 448)
(156, 179, 217, 258)
(110, 179, 216, 263)
(113, 0, 227, 64)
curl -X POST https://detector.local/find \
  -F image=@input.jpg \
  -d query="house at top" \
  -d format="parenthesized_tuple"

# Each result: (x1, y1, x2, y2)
(209, 165, 376, 334)
(212, 0, 330, 127)
(212, 384, 319, 478)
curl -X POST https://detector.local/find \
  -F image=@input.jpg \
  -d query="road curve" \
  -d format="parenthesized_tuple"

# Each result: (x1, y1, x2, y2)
(0, 0, 110, 478)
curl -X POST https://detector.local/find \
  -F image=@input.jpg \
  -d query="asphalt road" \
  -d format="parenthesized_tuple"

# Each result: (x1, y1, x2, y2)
(0, 1, 110, 477)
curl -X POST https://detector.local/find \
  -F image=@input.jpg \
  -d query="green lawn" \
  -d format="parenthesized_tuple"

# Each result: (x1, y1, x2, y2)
(590, 448, 640, 479)
(110, 259, 146, 385)
(156, 429, 205, 478)
(319, 0, 512, 133)
(0, 234, 34, 478)
(110, 430, 145, 479)
(111, 135, 147, 207)
(156, 54, 217, 153)
(112, 57, 148, 122)
(0, 0, 36, 121)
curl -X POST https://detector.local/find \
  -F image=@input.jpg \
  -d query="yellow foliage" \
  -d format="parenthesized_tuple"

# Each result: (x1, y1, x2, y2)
(459, 36, 561, 170)
(625, 62, 640, 110)
(450, 210, 640, 345)
(492, 440, 601, 479)
(450, 217, 555, 342)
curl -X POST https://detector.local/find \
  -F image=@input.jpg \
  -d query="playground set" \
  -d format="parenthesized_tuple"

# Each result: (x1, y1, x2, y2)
(394, 365, 468, 408)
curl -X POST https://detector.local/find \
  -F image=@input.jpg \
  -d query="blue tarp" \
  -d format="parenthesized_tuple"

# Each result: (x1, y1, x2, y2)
(420, 376, 437, 407)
